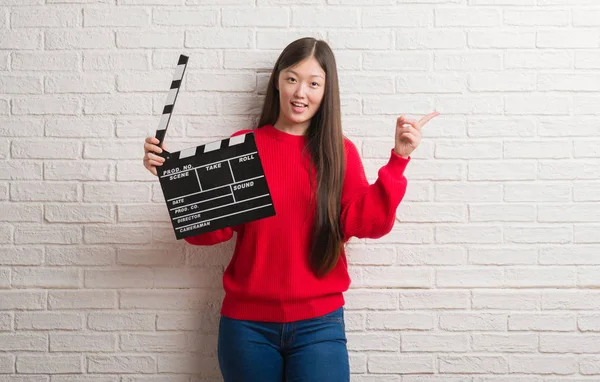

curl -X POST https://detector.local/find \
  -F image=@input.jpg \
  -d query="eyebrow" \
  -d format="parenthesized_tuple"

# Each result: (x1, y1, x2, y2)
(285, 69, 325, 79)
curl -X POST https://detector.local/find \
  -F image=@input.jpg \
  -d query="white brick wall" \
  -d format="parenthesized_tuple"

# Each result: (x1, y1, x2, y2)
(1, 0, 599, 380)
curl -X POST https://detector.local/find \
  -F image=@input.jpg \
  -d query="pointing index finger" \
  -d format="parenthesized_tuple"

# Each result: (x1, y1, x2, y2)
(418, 111, 441, 127)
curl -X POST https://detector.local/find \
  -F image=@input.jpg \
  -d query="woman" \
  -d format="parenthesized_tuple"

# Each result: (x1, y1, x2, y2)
(143, 37, 439, 382)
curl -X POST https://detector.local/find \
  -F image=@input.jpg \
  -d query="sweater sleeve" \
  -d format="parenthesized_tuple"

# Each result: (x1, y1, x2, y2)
(340, 139, 410, 241)
(183, 128, 254, 246)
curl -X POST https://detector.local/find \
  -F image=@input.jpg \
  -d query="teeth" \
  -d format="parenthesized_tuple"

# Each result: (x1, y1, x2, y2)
(292, 102, 305, 107)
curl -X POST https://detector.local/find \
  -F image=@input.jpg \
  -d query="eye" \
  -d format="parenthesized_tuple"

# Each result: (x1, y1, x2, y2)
(287, 77, 296, 83)
(311, 81, 320, 87)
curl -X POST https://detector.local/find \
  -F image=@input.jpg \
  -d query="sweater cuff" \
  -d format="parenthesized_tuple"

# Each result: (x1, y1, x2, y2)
(386, 148, 410, 176)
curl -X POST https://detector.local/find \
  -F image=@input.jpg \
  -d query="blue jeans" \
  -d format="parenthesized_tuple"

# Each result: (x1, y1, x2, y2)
(217, 306, 350, 382)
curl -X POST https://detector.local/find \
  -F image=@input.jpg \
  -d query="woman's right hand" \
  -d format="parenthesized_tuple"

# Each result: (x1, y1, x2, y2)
(143, 136, 166, 176)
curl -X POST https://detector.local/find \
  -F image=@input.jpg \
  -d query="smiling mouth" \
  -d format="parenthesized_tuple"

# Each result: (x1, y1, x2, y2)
(291, 101, 307, 108)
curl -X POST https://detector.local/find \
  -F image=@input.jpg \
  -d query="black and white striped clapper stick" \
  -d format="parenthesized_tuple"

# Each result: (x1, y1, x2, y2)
(154, 54, 276, 240)
(155, 54, 188, 160)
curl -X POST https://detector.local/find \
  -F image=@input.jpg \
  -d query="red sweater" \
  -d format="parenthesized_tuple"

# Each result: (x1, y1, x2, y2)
(184, 124, 410, 322)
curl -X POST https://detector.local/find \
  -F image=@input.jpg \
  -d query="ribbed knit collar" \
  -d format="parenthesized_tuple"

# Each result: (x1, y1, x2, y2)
(260, 124, 307, 145)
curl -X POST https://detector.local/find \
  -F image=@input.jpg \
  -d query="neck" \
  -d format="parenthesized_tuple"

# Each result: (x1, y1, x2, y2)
(273, 117, 309, 136)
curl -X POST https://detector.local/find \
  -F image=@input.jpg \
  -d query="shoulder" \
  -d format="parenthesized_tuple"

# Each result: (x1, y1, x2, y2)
(343, 136, 360, 160)
(231, 128, 255, 138)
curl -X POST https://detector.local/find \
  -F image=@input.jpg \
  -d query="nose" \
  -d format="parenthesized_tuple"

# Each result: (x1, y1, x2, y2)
(294, 83, 306, 98)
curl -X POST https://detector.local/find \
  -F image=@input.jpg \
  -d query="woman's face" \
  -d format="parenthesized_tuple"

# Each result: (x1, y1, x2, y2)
(276, 56, 326, 130)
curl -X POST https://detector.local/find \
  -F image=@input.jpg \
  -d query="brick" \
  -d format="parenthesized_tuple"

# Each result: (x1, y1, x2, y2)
(84, 52, 149, 71)
(469, 247, 537, 265)
(329, 30, 393, 49)
(48, 291, 116, 310)
(84, 95, 152, 115)
(363, 52, 430, 71)
(12, 95, 80, 115)
(368, 355, 434, 374)
(0, 204, 42, 222)
(540, 334, 600, 353)
(118, 248, 184, 266)
(85, 269, 153, 288)
(11, 182, 78, 202)
(542, 291, 600, 310)
(505, 9, 568, 26)
(117, 71, 171, 92)
(509, 355, 577, 374)
(469, 31, 534, 48)
(12, 139, 81, 159)
(12, 268, 79, 288)
(0, 30, 41, 49)
(504, 140, 571, 158)
(0, 118, 43, 136)
(397, 246, 466, 265)
(435, 183, 502, 202)
(362, 267, 432, 288)
(120, 290, 222, 310)
(154, 268, 221, 289)
(186, 72, 256, 92)
(16, 312, 82, 330)
(437, 95, 503, 114)
(437, 267, 503, 287)
(117, 30, 183, 48)
(292, 7, 358, 27)
(120, 333, 189, 352)
(45, 204, 113, 223)
(0, 247, 43, 265)
(88, 313, 154, 331)
(85, 8, 149, 26)
(46, 30, 113, 49)
(87, 355, 155, 373)
(363, 7, 431, 27)
(580, 356, 600, 375)
(400, 291, 469, 310)
(403, 333, 469, 352)
(12, 52, 79, 71)
(346, 244, 395, 265)
(223, 7, 287, 27)
(579, 314, 600, 332)
(50, 333, 115, 352)
(367, 312, 434, 330)
(0, 333, 46, 351)
(341, 290, 398, 310)
(436, 226, 502, 244)
(468, 161, 536, 181)
(472, 333, 537, 352)
(398, 29, 466, 49)
(15, 226, 80, 244)
(505, 226, 571, 244)
(0, 291, 45, 310)
(436, 52, 501, 71)
(185, 29, 251, 49)
(435, 141, 501, 159)
(509, 313, 575, 331)
(469, 204, 535, 222)
(84, 226, 150, 244)
(16, 355, 81, 374)
(473, 291, 540, 310)
(256, 31, 326, 50)
(346, 332, 400, 351)
(439, 355, 508, 374)
(537, 29, 599, 48)
(84, 183, 150, 202)
(0, 76, 42, 94)
(46, 74, 114, 93)
(12, 7, 79, 27)
(156, 312, 218, 332)
(506, 50, 572, 69)
(504, 182, 570, 202)
(45, 161, 111, 181)
(440, 313, 507, 331)
(45, 246, 115, 266)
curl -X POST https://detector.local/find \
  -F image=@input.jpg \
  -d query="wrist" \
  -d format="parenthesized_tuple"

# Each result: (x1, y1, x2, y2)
(393, 148, 410, 159)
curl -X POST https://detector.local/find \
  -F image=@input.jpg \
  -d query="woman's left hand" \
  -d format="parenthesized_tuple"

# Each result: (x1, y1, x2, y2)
(394, 111, 440, 158)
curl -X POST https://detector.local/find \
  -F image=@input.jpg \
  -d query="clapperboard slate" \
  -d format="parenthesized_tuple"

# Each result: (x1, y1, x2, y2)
(155, 55, 276, 240)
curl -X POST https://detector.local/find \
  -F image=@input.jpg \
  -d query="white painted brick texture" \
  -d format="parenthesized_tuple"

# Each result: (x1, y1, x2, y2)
(1, 1, 599, 380)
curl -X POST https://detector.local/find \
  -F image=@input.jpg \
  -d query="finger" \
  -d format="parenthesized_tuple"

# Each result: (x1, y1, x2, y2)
(399, 132, 419, 146)
(147, 160, 163, 167)
(417, 111, 440, 127)
(144, 142, 163, 154)
(145, 136, 160, 146)
(398, 124, 420, 136)
(145, 152, 165, 163)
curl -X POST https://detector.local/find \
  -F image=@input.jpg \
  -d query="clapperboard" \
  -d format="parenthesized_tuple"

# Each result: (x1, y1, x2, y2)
(155, 55, 276, 240)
